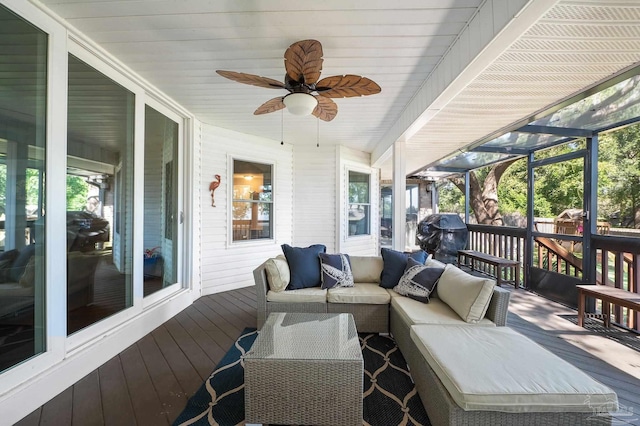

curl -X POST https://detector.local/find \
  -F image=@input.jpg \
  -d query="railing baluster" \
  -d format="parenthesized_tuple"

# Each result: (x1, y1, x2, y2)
(615, 253, 624, 325)
(632, 254, 639, 331)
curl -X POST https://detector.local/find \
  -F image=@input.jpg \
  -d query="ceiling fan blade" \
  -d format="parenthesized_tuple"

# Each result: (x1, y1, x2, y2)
(284, 40, 323, 85)
(216, 70, 286, 89)
(316, 75, 381, 98)
(254, 97, 286, 115)
(312, 96, 337, 122)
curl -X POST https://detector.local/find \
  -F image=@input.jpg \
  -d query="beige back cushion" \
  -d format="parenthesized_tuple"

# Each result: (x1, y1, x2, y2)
(349, 256, 383, 283)
(425, 256, 446, 269)
(437, 264, 495, 323)
(264, 257, 290, 292)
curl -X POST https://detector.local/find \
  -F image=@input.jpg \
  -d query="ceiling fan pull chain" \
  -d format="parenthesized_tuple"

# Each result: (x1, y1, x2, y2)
(281, 108, 284, 145)
(317, 118, 320, 148)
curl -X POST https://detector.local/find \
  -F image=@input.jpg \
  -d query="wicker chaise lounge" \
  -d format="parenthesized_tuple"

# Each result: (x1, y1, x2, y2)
(392, 322, 618, 425)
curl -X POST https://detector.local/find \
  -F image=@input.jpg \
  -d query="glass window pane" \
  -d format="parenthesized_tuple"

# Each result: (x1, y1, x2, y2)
(598, 122, 640, 237)
(435, 151, 516, 171)
(348, 171, 369, 203)
(66, 55, 134, 335)
(530, 74, 640, 132)
(348, 204, 370, 236)
(348, 171, 370, 236)
(380, 185, 393, 247)
(482, 132, 568, 151)
(144, 106, 179, 296)
(0, 4, 47, 373)
(232, 160, 272, 241)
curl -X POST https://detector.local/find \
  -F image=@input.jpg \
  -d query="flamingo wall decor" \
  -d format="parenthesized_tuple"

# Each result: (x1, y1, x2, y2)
(209, 174, 221, 207)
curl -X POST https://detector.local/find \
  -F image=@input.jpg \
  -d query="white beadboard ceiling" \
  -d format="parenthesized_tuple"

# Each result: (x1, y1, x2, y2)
(32, 0, 640, 179)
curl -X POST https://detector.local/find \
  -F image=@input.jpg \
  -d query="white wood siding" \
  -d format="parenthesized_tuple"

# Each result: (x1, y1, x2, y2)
(199, 124, 293, 294)
(292, 144, 337, 253)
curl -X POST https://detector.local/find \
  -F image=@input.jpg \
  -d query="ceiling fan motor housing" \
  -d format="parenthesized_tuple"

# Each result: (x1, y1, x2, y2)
(283, 93, 318, 116)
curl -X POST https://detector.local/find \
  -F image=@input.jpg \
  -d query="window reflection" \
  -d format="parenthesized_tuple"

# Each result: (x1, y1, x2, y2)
(66, 55, 134, 335)
(0, 4, 47, 373)
(144, 106, 178, 296)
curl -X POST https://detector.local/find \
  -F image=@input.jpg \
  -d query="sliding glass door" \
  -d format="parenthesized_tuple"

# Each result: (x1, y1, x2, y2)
(66, 54, 134, 335)
(0, 3, 48, 373)
(143, 106, 179, 296)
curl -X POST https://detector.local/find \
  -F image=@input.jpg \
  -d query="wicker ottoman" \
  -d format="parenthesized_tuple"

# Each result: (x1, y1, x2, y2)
(244, 312, 363, 426)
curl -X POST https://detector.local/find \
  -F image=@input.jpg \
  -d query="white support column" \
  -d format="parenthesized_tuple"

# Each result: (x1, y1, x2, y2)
(392, 140, 406, 251)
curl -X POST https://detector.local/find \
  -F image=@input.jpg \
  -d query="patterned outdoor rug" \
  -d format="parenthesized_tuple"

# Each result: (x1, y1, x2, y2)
(173, 328, 430, 426)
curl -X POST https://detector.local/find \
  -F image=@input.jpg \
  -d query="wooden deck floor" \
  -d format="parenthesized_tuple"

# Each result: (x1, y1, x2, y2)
(15, 287, 640, 426)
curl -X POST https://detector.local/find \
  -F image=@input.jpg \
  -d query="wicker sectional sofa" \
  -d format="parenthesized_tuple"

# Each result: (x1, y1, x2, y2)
(253, 253, 618, 425)
(253, 255, 511, 333)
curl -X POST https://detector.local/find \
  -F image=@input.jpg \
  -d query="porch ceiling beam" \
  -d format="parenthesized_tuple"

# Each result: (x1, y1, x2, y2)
(472, 146, 530, 155)
(430, 167, 468, 173)
(531, 149, 585, 168)
(526, 136, 574, 153)
(517, 125, 593, 138)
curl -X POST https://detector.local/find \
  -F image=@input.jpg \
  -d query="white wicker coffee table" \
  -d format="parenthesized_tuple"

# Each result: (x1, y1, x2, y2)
(244, 312, 363, 426)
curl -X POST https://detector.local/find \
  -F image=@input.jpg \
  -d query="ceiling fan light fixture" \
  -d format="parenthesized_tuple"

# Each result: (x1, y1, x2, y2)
(283, 93, 317, 116)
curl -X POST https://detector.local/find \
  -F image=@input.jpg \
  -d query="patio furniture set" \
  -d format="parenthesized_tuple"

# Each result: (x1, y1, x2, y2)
(249, 247, 619, 425)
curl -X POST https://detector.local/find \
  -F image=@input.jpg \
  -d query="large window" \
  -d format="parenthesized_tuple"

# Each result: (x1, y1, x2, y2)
(232, 160, 273, 241)
(348, 170, 370, 236)
(0, 4, 47, 373)
(66, 54, 134, 335)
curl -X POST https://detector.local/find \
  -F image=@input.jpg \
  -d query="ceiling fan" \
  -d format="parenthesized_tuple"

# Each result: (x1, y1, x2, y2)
(216, 39, 381, 122)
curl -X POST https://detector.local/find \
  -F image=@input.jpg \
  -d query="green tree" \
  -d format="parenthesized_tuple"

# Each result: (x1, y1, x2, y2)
(448, 158, 520, 224)
(598, 124, 640, 227)
(437, 181, 464, 214)
(66, 175, 89, 211)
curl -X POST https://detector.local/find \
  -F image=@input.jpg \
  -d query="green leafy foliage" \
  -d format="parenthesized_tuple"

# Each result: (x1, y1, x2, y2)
(438, 181, 464, 214)
(66, 175, 89, 211)
(598, 124, 640, 227)
(438, 122, 640, 228)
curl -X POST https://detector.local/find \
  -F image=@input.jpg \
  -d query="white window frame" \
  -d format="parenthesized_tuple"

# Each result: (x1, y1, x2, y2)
(228, 156, 275, 246)
(346, 168, 372, 238)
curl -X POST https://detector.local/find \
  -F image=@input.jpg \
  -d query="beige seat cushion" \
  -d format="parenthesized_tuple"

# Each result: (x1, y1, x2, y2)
(349, 256, 383, 284)
(391, 296, 495, 326)
(266, 288, 327, 303)
(411, 325, 618, 413)
(437, 264, 495, 323)
(327, 283, 390, 304)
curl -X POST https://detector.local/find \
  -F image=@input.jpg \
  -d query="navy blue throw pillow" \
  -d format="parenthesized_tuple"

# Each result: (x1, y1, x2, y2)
(282, 244, 326, 289)
(393, 258, 445, 303)
(379, 248, 428, 289)
(319, 253, 354, 289)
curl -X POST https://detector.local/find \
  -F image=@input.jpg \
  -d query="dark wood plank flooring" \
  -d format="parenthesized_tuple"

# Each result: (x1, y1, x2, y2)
(15, 286, 640, 426)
